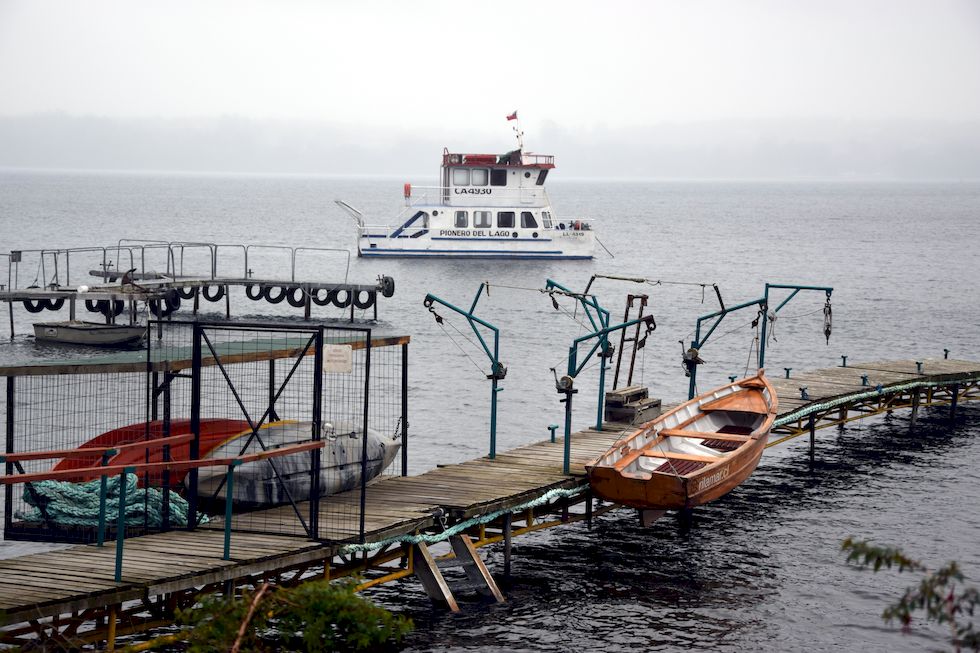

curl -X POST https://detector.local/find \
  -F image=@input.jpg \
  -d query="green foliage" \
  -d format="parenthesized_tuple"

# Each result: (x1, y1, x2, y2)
(842, 537, 979, 651)
(175, 578, 412, 652)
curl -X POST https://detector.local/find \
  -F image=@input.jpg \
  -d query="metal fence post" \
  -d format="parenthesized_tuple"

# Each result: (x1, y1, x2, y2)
(401, 342, 408, 477)
(223, 461, 240, 560)
(4, 377, 13, 532)
(359, 330, 371, 543)
(188, 322, 202, 529)
(115, 467, 134, 582)
(310, 327, 324, 539)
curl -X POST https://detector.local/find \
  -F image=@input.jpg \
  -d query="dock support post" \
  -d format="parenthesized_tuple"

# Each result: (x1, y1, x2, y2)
(837, 407, 847, 431)
(910, 388, 920, 429)
(304, 292, 311, 320)
(585, 489, 593, 528)
(106, 604, 117, 652)
(192, 288, 199, 315)
(808, 414, 816, 468)
(69, 298, 75, 321)
(7, 300, 13, 339)
(503, 512, 512, 578)
(225, 286, 231, 318)
(950, 384, 960, 421)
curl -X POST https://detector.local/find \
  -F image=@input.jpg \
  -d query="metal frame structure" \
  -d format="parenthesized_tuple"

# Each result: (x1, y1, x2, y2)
(686, 282, 833, 399)
(423, 284, 505, 459)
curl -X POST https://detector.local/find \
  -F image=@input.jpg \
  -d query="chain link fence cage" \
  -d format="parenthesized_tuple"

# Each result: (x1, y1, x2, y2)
(1, 320, 408, 545)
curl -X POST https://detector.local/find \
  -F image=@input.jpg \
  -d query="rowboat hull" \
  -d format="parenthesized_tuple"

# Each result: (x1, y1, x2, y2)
(587, 371, 777, 511)
(588, 433, 768, 509)
(34, 321, 146, 346)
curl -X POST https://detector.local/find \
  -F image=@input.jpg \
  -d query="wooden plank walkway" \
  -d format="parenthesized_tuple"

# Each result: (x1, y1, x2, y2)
(0, 358, 977, 630)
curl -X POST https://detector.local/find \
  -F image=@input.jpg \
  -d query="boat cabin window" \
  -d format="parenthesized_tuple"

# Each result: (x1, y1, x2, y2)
(474, 211, 491, 228)
(497, 211, 515, 228)
(455, 211, 468, 227)
(542, 211, 553, 228)
(452, 169, 470, 186)
(521, 211, 538, 228)
(471, 168, 489, 186)
(536, 170, 549, 186)
(490, 169, 508, 186)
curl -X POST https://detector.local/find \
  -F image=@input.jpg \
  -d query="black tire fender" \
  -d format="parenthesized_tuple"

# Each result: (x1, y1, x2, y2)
(265, 286, 287, 304)
(352, 290, 376, 310)
(245, 284, 264, 301)
(331, 289, 352, 308)
(202, 285, 225, 302)
(311, 288, 331, 306)
(286, 286, 306, 308)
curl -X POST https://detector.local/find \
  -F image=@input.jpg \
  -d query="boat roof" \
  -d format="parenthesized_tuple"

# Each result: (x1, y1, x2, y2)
(442, 148, 555, 169)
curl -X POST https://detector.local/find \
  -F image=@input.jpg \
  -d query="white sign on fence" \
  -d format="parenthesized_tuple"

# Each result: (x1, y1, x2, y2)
(323, 344, 353, 374)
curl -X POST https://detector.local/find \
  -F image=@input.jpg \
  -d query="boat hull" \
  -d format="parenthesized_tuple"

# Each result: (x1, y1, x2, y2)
(194, 421, 401, 506)
(588, 433, 769, 509)
(586, 372, 777, 511)
(34, 321, 146, 346)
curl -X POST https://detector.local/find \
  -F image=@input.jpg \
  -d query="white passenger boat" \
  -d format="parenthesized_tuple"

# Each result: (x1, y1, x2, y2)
(33, 321, 146, 346)
(337, 144, 595, 260)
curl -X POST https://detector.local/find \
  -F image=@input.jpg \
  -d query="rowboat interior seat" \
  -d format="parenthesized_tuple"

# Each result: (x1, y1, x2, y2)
(699, 391, 769, 415)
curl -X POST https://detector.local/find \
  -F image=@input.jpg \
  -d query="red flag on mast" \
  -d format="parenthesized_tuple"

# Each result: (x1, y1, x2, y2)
(506, 111, 518, 121)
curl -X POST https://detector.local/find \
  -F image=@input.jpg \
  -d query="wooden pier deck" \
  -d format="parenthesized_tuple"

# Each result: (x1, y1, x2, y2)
(0, 358, 977, 646)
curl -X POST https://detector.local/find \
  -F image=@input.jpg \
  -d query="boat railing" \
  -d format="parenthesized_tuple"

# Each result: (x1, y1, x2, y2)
(4, 241, 352, 291)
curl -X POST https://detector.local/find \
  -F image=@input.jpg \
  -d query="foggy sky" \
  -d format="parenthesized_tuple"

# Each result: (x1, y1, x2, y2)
(1, 0, 979, 179)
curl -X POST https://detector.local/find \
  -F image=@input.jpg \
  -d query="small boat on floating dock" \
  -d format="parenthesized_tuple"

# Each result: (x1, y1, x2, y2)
(587, 371, 778, 513)
(33, 320, 146, 347)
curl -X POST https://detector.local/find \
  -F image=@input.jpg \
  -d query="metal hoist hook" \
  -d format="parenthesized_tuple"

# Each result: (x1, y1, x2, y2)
(823, 298, 833, 345)
(422, 297, 444, 324)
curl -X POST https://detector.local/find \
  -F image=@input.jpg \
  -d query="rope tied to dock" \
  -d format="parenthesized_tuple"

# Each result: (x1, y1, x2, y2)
(14, 473, 202, 528)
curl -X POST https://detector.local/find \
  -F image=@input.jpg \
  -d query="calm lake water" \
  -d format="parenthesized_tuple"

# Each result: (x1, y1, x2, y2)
(0, 170, 978, 651)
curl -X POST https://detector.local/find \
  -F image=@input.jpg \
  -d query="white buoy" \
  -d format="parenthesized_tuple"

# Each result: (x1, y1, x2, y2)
(77, 285, 89, 293)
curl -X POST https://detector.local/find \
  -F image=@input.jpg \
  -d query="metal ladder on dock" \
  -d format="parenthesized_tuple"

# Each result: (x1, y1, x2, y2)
(412, 535, 504, 611)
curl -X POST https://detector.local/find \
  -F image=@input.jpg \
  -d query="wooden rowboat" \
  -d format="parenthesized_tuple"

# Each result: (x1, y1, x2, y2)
(587, 370, 777, 512)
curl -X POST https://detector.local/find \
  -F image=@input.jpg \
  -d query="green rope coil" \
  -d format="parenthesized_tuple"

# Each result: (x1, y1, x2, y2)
(15, 473, 204, 528)
(774, 373, 980, 428)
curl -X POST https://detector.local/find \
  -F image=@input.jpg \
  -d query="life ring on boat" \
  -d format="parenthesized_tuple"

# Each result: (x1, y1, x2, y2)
(264, 286, 287, 304)
(245, 284, 264, 301)
(573, 220, 581, 230)
(311, 288, 332, 306)
(286, 286, 306, 308)
(331, 289, 352, 308)
(175, 287, 196, 300)
(202, 285, 225, 302)
(22, 299, 46, 313)
(352, 290, 376, 310)
(379, 276, 395, 298)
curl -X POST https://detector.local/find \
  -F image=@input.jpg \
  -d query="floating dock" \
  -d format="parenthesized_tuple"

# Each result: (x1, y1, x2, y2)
(0, 357, 976, 648)
(1, 242, 396, 333)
